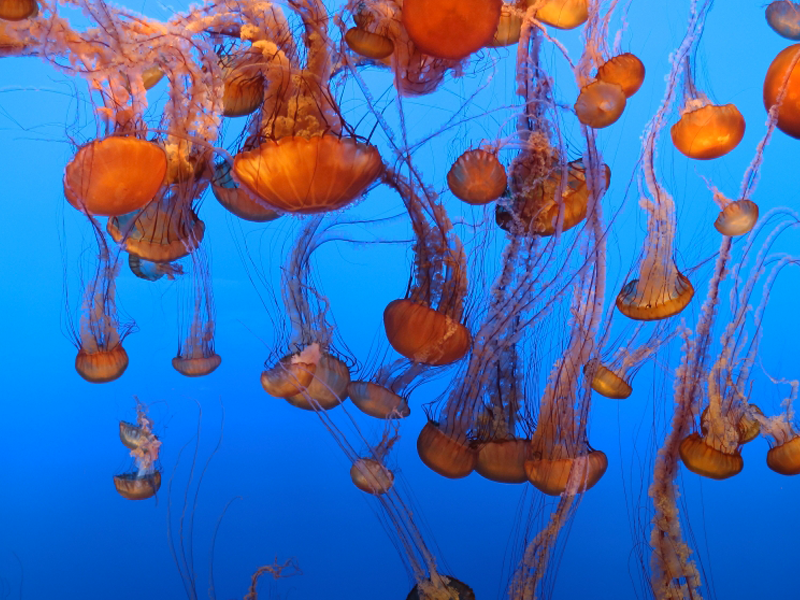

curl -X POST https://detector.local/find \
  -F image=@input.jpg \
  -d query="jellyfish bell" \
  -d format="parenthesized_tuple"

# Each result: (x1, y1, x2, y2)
(475, 438, 529, 484)
(0, 0, 36, 21)
(128, 254, 183, 281)
(75, 344, 129, 383)
(63, 136, 167, 216)
(584, 361, 632, 399)
(406, 575, 475, 600)
(764, 44, 800, 138)
(417, 420, 478, 478)
(487, 4, 522, 47)
(220, 53, 264, 118)
(401, 0, 502, 61)
(574, 80, 626, 129)
(700, 404, 762, 445)
(383, 299, 472, 366)
(348, 381, 410, 418)
(531, 0, 588, 29)
(498, 158, 610, 237)
(107, 190, 205, 263)
(212, 161, 281, 223)
(714, 199, 759, 237)
(233, 135, 383, 214)
(345, 27, 394, 59)
(172, 354, 222, 377)
(284, 352, 350, 411)
(119, 420, 153, 450)
(596, 53, 645, 98)
(766, 1, 800, 40)
(678, 432, 743, 480)
(766, 435, 800, 475)
(113, 471, 162, 500)
(260, 344, 321, 399)
(616, 269, 694, 321)
(524, 449, 608, 496)
(670, 103, 745, 160)
(447, 148, 507, 206)
(350, 457, 395, 494)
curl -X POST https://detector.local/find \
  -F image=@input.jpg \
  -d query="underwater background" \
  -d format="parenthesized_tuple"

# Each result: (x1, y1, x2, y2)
(0, 0, 799, 599)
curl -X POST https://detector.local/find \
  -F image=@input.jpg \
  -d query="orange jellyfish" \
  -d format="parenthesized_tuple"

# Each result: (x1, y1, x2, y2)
(0, 0, 36, 20)
(402, 0, 501, 61)
(107, 173, 206, 263)
(211, 160, 280, 223)
(259, 216, 350, 411)
(345, 8, 394, 60)
(233, 0, 383, 214)
(115, 399, 162, 500)
(64, 136, 167, 216)
(73, 234, 132, 384)
(487, 4, 523, 47)
(763, 43, 800, 138)
(447, 148, 507, 206)
(382, 172, 472, 366)
(498, 150, 610, 237)
(532, 0, 588, 29)
(343, 0, 462, 96)
(670, 60, 744, 159)
(173, 249, 221, 377)
(218, 42, 265, 118)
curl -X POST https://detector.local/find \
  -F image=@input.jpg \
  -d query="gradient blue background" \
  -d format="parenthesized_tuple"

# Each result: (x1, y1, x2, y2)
(0, 1, 798, 599)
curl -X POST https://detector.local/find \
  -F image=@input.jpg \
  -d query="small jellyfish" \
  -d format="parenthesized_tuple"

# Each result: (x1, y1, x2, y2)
(107, 177, 205, 263)
(532, 0, 588, 29)
(219, 46, 265, 118)
(498, 152, 610, 237)
(402, 0, 501, 60)
(766, 1, 800, 40)
(350, 435, 397, 495)
(128, 254, 183, 282)
(63, 136, 167, 216)
(574, 80, 626, 128)
(74, 246, 131, 383)
(348, 380, 411, 419)
(345, 27, 394, 60)
(714, 198, 759, 237)
(114, 399, 162, 501)
(446, 148, 507, 206)
(487, 4, 522, 47)
(173, 249, 222, 378)
(596, 53, 646, 98)
(584, 360, 632, 399)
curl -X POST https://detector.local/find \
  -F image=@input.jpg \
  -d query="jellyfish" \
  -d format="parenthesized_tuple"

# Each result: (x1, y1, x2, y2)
(532, 0, 588, 30)
(73, 230, 132, 383)
(763, 43, 800, 139)
(382, 171, 472, 366)
(232, 0, 383, 215)
(447, 147, 507, 206)
(107, 181, 206, 263)
(173, 248, 221, 377)
(342, 0, 463, 96)
(64, 136, 167, 216)
(211, 160, 281, 222)
(0, 0, 36, 21)
(128, 253, 184, 281)
(670, 59, 745, 160)
(488, 4, 523, 48)
(766, 1, 800, 40)
(258, 216, 351, 411)
(114, 398, 162, 500)
(401, 0, 501, 61)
